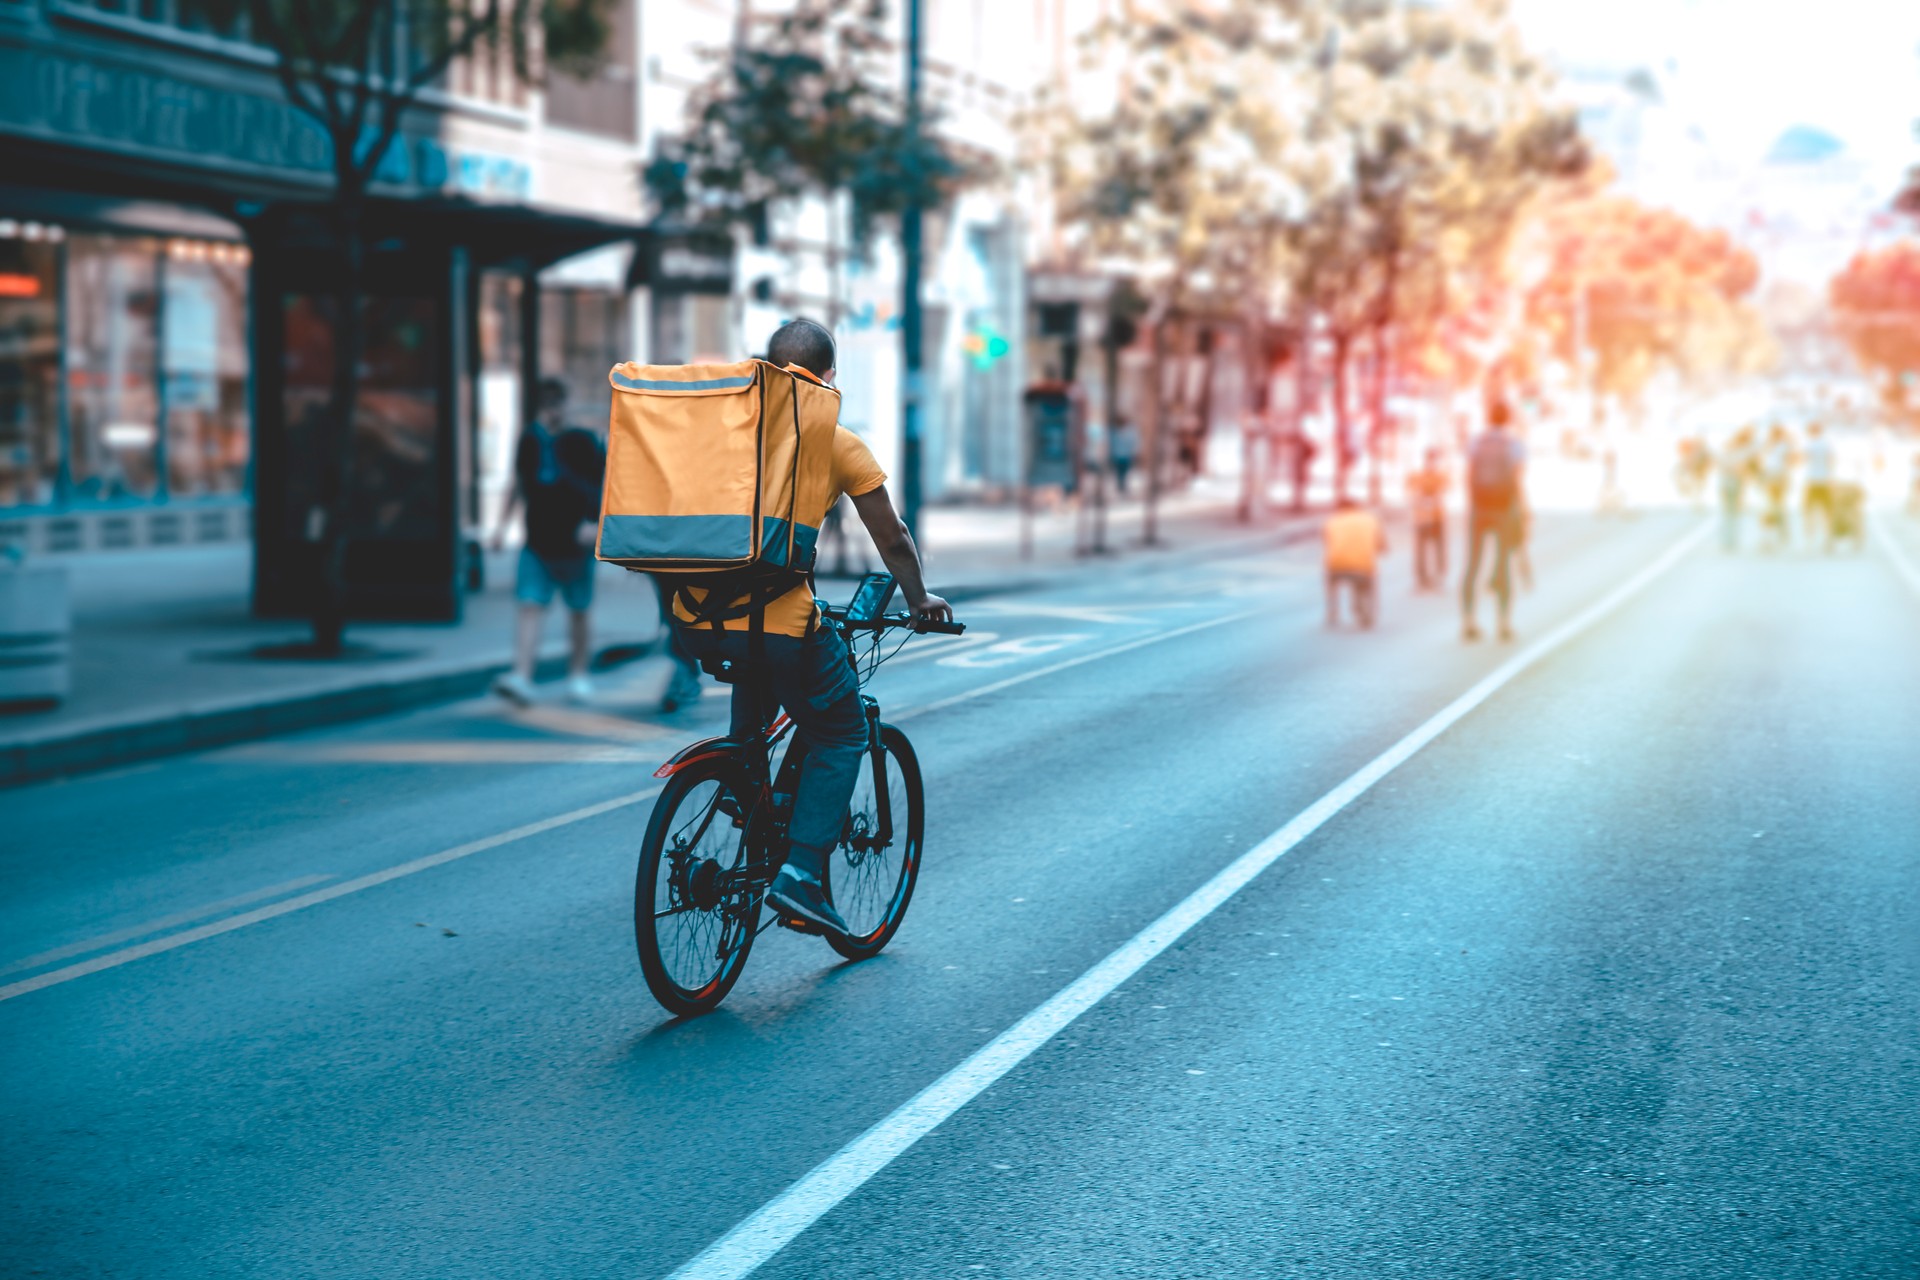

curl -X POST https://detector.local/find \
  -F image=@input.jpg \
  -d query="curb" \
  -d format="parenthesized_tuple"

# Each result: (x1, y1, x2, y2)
(0, 645, 637, 790)
(0, 510, 1322, 789)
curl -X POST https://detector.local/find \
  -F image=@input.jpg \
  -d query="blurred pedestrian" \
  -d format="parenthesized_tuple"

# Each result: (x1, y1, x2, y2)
(1802, 422, 1836, 550)
(654, 578, 704, 712)
(1111, 419, 1139, 495)
(1324, 496, 1386, 629)
(1406, 447, 1448, 591)
(1597, 444, 1625, 515)
(490, 378, 605, 706)
(1758, 424, 1792, 552)
(1717, 426, 1755, 553)
(1461, 399, 1525, 643)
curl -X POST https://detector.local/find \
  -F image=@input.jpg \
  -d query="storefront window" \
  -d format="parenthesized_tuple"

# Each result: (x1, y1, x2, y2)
(477, 272, 524, 516)
(650, 291, 733, 368)
(163, 242, 251, 497)
(67, 235, 160, 501)
(540, 286, 626, 432)
(0, 228, 60, 507)
(283, 292, 442, 541)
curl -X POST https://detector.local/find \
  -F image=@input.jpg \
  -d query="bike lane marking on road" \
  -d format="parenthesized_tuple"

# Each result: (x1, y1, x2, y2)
(0, 787, 664, 1005)
(935, 634, 1093, 669)
(893, 607, 1270, 720)
(662, 520, 1713, 1280)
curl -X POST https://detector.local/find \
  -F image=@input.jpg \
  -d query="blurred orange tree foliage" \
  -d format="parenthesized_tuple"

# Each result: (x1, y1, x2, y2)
(1033, 0, 1585, 499)
(1521, 195, 1769, 412)
(1828, 241, 1920, 415)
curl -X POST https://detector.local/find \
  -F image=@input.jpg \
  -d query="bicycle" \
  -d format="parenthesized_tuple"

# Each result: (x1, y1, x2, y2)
(634, 587, 964, 1016)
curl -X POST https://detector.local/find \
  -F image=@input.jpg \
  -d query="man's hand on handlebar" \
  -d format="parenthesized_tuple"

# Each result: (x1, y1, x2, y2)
(909, 591, 953, 626)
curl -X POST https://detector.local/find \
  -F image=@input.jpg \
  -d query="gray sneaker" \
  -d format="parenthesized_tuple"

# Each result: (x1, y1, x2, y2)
(766, 867, 850, 938)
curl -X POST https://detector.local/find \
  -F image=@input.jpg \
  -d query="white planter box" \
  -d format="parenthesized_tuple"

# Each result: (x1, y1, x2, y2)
(0, 564, 70, 704)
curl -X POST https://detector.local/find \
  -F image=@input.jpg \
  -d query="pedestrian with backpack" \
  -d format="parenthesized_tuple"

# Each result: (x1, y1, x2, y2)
(491, 377, 606, 706)
(595, 319, 951, 939)
(1460, 399, 1525, 643)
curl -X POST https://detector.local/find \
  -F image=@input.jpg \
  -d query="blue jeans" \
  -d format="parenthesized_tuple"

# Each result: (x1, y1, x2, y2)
(675, 624, 868, 880)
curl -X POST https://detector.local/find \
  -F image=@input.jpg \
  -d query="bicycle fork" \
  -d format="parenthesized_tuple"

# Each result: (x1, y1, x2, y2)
(857, 696, 894, 851)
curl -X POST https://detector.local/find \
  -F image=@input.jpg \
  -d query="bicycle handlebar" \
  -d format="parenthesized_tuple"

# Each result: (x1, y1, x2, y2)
(821, 607, 966, 636)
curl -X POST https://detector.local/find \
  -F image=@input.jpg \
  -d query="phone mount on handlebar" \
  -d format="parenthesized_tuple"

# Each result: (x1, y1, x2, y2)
(845, 572, 897, 624)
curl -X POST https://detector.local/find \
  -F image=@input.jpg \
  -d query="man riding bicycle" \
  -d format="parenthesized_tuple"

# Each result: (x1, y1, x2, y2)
(668, 319, 952, 940)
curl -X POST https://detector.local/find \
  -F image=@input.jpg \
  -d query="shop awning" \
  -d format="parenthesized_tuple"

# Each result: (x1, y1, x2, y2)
(359, 195, 645, 271)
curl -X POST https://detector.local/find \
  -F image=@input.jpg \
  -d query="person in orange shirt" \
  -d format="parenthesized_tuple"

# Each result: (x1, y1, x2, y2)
(1324, 496, 1387, 629)
(1405, 447, 1448, 591)
(670, 319, 952, 939)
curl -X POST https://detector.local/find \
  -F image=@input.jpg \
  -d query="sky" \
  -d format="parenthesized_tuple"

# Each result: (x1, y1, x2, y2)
(1512, 0, 1920, 189)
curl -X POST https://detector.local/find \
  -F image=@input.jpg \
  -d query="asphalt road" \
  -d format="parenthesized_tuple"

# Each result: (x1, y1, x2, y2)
(3, 508, 1917, 1279)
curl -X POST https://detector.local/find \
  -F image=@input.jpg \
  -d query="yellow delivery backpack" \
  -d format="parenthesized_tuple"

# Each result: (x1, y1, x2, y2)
(596, 358, 839, 629)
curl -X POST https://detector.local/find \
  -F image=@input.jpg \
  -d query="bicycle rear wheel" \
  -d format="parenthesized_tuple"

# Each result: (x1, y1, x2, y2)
(635, 762, 759, 1016)
(825, 725, 924, 961)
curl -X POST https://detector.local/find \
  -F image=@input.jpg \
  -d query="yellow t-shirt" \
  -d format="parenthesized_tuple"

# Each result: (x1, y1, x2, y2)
(671, 425, 888, 637)
(1324, 509, 1384, 574)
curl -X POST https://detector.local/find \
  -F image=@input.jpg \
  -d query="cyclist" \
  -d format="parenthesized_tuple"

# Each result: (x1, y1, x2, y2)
(669, 318, 952, 939)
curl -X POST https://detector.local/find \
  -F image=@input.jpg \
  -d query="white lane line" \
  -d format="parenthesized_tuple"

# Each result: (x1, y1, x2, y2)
(896, 609, 1266, 720)
(664, 520, 1711, 1280)
(0, 786, 663, 1005)
(1871, 511, 1920, 596)
(0, 875, 334, 977)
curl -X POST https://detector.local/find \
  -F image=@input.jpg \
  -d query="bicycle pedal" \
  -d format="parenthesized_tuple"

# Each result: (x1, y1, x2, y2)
(777, 915, 824, 936)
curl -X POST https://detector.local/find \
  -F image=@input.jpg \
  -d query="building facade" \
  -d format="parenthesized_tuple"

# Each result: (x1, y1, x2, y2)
(0, 0, 650, 591)
(1, 0, 1112, 597)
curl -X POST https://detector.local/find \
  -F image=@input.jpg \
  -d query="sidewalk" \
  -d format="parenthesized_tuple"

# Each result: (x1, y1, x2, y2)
(1, 478, 1321, 787)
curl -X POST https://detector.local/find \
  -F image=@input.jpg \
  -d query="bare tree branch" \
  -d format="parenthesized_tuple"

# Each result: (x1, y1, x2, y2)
(247, 0, 332, 129)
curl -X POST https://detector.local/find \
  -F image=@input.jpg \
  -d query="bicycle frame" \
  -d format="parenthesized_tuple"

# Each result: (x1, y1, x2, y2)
(650, 600, 960, 949)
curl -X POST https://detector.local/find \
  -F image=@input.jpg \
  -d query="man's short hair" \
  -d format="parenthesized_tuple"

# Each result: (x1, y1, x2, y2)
(1487, 400, 1513, 429)
(538, 377, 569, 411)
(767, 318, 836, 378)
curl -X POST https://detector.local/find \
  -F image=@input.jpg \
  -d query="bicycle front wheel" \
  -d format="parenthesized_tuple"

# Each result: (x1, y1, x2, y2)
(825, 725, 924, 961)
(635, 762, 759, 1016)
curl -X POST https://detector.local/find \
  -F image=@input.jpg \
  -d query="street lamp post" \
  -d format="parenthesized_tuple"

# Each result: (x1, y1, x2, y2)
(899, 0, 925, 540)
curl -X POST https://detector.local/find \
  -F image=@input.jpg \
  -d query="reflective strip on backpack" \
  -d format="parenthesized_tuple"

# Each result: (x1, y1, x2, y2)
(599, 514, 757, 562)
(609, 371, 756, 393)
(599, 515, 821, 567)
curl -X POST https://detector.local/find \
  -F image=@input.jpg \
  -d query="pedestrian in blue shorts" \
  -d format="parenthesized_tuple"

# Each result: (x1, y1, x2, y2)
(490, 378, 605, 705)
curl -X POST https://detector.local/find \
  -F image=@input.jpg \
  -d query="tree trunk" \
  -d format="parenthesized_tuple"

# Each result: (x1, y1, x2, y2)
(1238, 318, 1264, 524)
(311, 180, 370, 655)
(1292, 314, 1312, 513)
(1368, 321, 1390, 508)
(1144, 314, 1168, 546)
(1331, 331, 1352, 504)
(1092, 338, 1117, 553)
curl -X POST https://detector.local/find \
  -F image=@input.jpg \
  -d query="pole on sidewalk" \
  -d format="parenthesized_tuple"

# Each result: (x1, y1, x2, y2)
(899, 0, 925, 542)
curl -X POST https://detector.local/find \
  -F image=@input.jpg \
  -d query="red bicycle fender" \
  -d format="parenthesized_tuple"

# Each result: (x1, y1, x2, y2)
(653, 736, 741, 779)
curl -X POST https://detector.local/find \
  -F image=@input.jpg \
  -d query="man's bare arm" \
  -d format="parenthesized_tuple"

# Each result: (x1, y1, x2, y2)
(849, 485, 952, 622)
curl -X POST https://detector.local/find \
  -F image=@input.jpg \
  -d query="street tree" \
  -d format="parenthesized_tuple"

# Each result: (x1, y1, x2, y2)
(1525, 195, 1767, 420)
(1036, 0, 1318, 538)
(1041, 0, 1583, 513)
(1285, 0, 1585, 500)
(648, 0, 973, 255)
(1829, 240, 1920, 420)
(209, 0, 614, 653)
